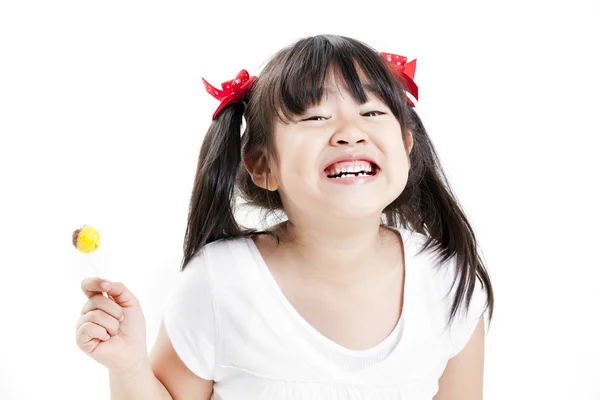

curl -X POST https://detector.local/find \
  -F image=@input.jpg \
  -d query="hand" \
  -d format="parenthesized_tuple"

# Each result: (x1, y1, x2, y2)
(76, 278, 148, 374)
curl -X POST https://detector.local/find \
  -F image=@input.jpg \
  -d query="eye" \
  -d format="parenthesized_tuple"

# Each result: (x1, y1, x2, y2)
(303, 116, 329, 121)
(363, 111, 385, 117)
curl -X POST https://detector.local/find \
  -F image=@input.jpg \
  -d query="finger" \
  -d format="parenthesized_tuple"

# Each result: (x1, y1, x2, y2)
(76, 334, 100, 354)
(81, 277, 112, 299)
(76, 321, 111, 346)
(81, 294, 125, 322)
(103, 281, 140, 308)
(77, 310, 120, 336)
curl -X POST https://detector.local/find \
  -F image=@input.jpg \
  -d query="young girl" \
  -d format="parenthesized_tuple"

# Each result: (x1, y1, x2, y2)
(76, 34, 494, 400)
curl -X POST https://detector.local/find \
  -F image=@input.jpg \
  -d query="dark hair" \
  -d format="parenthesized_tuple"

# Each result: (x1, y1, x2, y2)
(181, 34, 494, 327)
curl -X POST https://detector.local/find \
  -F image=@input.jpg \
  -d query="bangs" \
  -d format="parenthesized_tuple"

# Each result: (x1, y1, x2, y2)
(268, 35, 407, 123)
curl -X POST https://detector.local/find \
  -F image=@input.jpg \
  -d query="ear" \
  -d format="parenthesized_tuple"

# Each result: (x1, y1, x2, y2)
(405, 130, 414, 169)
(405, 129, 414, 154)
(243, 149, 280, 191)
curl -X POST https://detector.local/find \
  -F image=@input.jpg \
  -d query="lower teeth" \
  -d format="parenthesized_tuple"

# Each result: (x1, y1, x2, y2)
(333, 172, 369, 178)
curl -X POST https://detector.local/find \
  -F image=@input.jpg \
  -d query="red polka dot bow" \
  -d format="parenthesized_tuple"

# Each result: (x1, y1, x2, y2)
(202, 69, 257, 120)
(381, 52, 419, 107)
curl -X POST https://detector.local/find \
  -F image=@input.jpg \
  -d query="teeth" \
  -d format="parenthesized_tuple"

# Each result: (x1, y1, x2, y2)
(326, 161, 373, 177)
(332, 172, 368, 178)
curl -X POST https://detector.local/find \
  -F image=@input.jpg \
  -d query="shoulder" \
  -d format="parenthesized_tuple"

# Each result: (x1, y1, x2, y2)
(388, 225, 429, 259)
(393, 226, 461, 293)
(391, 226, 443, 281)
(175, 236, 256, 287)
(187, 236, 253, 270)
(159, 235, 264, 381)
(394, 226, 488, 354)
(163, 236, 253, 306)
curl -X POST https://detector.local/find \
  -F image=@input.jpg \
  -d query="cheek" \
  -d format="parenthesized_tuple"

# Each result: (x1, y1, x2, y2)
(275, 138, 320, 179)
(383, 135, 411, 179)
(269, 153, 303, 194)
(277, 156, 312, 190)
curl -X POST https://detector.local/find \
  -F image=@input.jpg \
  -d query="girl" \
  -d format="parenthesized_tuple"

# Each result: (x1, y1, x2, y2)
(76, 34, 494, 400)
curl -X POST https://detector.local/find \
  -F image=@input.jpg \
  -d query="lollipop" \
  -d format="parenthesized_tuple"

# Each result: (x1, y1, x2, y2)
(72, 224, 101, 277)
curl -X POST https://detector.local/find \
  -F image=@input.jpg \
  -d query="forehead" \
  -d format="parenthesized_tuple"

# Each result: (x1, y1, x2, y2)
(320, 69, 380, 98)
(319, 83, 383, 103)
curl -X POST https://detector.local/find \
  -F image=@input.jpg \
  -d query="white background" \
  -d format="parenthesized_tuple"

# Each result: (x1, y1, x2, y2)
(1, 0, 599, 399)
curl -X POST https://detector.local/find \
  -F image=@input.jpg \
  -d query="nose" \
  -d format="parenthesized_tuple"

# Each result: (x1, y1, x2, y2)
(329, 119, 368, 147)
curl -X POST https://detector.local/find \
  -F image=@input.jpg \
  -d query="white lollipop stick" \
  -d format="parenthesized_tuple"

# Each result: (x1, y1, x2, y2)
(89, 252, 100, 277)
(88, 252, 108, 298)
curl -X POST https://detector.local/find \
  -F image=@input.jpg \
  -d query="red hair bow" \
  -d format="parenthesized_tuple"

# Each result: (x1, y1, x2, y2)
(202, 69, 257, 120)
(381, 52, 418, 107)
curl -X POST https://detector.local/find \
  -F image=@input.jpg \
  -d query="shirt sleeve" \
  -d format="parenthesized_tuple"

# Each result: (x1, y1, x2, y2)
(160, 254, 216, 380)
(446, 272, 488, 359)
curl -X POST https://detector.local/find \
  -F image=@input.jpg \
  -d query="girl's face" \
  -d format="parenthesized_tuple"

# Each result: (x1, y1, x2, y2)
(267, 76, 413, 222)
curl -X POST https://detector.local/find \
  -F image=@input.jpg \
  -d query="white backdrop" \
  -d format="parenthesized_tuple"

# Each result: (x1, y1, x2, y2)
(1, 0, 599, 399)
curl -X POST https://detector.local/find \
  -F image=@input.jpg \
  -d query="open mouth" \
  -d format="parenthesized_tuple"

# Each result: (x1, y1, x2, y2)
(324, 161, 380, 179)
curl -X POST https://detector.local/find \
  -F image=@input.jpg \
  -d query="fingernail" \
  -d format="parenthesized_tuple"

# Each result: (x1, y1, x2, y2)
(119, 314, 125, 321)
(101, 282, 111, 290)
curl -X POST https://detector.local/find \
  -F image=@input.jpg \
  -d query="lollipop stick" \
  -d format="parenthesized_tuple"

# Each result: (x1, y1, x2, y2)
(88, 252, 108, 298)
(89, 252, 100, 277)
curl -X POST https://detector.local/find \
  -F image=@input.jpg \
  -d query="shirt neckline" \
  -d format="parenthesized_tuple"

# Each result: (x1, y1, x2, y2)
(243, 226, 409, 359)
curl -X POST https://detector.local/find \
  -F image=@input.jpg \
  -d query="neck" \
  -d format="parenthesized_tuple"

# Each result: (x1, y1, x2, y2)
(275, 216, 401, 285)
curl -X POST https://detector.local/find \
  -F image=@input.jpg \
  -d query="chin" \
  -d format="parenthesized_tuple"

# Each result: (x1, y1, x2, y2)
(323, 202, 387, 221)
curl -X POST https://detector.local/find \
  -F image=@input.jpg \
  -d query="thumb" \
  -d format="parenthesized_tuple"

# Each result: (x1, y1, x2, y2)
(104, 281, 140, 308)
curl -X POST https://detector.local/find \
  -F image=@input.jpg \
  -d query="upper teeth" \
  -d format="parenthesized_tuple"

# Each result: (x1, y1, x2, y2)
(326, 161, 373, 176)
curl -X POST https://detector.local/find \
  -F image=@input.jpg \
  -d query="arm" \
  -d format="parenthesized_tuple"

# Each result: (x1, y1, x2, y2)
(149, 320, 215, 399)
(109, 358, 173, 400)
(433, 316, 485, 400)
(109, 321, 214, 400)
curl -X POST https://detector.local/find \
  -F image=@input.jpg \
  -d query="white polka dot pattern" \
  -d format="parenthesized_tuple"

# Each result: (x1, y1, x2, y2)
(202, 69, 257, 120)
(380, 52, 419, 107)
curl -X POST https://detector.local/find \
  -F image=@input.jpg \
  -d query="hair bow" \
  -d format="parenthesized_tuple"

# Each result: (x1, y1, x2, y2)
(202, 69, 257, 120)
(380, 52, 418, 107)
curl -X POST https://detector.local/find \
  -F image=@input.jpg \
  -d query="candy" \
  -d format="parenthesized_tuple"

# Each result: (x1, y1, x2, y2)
(72, 225, 100, 254)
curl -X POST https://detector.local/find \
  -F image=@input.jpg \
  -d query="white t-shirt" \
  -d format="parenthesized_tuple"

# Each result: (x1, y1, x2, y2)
(160, 227, 488, 400)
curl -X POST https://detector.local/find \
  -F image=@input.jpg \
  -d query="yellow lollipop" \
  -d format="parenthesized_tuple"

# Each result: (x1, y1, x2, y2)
(72, 224, 101, 278)
(72, 225, 101, 254)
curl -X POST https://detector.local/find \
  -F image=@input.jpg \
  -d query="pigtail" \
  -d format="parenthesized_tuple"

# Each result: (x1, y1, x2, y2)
(386, 106, 494, 328)
(180, 102, 250, 271)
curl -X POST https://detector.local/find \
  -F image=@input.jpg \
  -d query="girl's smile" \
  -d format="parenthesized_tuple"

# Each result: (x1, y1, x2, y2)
(321, 155, 381, 185)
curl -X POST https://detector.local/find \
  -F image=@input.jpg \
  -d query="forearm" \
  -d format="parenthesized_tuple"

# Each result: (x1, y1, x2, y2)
(109, 359, 172, 400)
